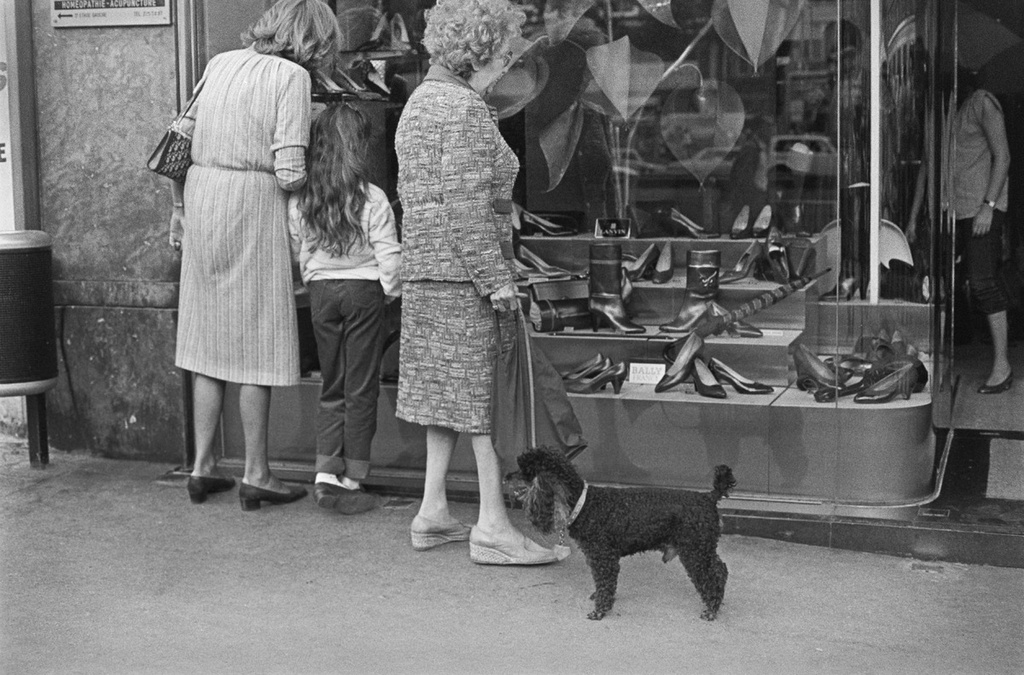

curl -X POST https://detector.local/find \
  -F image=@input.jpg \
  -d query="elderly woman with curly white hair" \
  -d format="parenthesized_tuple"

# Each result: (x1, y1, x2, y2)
(394, 0, 564, 565)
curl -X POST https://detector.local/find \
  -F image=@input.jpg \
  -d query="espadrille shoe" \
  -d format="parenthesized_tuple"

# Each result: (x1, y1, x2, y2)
(410, 515, 471, 551)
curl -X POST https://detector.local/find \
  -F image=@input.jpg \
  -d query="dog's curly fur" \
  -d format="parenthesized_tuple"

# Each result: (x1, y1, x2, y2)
(509, 447, 736, 621)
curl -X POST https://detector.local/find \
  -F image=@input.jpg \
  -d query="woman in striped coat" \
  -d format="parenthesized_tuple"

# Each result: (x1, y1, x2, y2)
(167, 0, 341, 510)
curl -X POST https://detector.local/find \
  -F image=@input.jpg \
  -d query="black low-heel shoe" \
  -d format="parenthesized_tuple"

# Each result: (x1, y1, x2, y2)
(978, 371, 1013, 394)
(708, 357, 773, 394)
(238, 482, 308, 511)
(564, 361, 628, 395)
(692, 357, 727, 399)
(187, 475, 236, 504)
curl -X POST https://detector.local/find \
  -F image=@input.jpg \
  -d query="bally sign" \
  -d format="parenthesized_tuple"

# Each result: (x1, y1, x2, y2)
(52, 0, 171, 28)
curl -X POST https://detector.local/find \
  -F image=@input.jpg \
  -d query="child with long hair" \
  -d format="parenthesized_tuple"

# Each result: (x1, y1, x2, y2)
(289, 103, 401, 514)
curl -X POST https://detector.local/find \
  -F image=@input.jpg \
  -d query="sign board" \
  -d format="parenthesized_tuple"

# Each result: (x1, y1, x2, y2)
(52, 1, 171, 28)
(0, 9, 14, 230)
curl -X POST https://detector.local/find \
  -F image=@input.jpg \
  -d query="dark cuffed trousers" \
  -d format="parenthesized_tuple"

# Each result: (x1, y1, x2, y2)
(956, 209, 1009, 316)
(308, 279, 385, 481)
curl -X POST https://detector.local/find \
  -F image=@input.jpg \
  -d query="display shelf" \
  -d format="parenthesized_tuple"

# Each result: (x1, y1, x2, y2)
(534, 328, 802, 387)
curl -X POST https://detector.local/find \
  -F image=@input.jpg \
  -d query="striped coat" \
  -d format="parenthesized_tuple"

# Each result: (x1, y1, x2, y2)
(175, 48, 310, 386)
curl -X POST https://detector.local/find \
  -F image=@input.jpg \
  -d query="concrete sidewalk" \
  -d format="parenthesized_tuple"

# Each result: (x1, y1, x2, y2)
(1, 437, 1022, 675)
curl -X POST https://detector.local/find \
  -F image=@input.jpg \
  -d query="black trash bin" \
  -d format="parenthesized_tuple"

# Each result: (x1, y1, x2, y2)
(0, 230, 58, 396)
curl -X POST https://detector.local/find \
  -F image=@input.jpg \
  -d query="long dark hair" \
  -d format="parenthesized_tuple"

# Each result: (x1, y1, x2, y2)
(298, 104, 371, 255)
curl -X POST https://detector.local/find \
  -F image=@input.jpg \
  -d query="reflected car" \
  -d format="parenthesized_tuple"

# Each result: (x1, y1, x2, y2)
(769, 134, 838, 176)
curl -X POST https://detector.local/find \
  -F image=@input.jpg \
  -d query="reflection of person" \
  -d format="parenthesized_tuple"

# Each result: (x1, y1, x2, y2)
(170, 0, 341, 509)
(288, 104, 402, 514)
(394, 0, 562, 564)
(950, 70, 1012, 393)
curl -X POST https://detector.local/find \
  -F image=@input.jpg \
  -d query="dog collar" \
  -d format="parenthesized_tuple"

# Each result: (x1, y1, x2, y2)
(566, 482, 588, 526)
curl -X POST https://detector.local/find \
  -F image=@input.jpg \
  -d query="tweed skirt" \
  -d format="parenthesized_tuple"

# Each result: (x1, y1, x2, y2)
(396, 281, 515, 434)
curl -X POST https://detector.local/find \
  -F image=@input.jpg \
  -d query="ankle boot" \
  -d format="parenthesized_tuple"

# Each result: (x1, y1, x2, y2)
(659, 249, 720, 333)
(589, 242, 644, 333)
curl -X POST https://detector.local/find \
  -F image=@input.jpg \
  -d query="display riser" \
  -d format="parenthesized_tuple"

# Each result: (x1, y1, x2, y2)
(533, 329, 802, 387)
(809, 299, 933, 354)
(624, 279, 812, 331)
(222, 380, 935, 509)
(519, 234, 825, 278)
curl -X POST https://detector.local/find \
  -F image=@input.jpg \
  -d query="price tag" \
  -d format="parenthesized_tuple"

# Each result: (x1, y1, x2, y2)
(759, 329, 785, 337)
(628, 361, 666, 385)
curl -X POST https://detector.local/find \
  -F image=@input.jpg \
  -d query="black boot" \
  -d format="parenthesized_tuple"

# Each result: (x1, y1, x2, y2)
(589, 242, 644, 333)
(659, 249, 720, 333)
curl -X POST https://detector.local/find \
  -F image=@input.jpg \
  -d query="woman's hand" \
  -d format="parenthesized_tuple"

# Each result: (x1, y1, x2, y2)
(489, 282, 521, 313)
(973, 204, 994, 237)
(169, 206, 185, 252)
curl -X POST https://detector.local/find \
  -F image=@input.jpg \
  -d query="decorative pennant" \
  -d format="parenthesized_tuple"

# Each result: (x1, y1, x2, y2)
(582, 36, 665, 124)
(712, 0, 806, 70)
(544, 0, 596, 45)
(539, 102, 585, 192)
(659, 78, 745, 184)
(636, 0, 679, 29)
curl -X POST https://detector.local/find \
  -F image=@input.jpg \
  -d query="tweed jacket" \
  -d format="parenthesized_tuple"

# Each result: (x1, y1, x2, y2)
(395, 65, 518, 297)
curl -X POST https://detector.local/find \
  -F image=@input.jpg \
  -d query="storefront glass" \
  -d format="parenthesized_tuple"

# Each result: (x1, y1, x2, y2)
(201, 0, 955, 513)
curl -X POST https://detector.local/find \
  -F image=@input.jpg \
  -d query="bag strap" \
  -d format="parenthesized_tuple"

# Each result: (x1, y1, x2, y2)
(516, 307, 538, 448)
(496, 308, 538, 448)
(176, 75, 206, 123)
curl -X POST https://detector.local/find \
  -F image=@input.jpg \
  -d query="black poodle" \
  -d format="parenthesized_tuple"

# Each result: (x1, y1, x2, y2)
(509, 447, 736, 621)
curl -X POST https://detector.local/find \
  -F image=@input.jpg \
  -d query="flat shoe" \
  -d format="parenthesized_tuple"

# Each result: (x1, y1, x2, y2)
(238, 482, 307, 511)
(187, 474, 235, 504)
(411, 516, 472, 551)
(469, 528, 565, 566)
(314, 483, 382, 515)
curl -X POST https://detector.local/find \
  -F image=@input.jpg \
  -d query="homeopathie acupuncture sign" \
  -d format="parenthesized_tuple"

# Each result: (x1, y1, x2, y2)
(52, 0, 171, 28)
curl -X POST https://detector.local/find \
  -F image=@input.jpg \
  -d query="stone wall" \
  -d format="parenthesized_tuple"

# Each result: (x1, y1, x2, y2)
(31, 2, 186, 463)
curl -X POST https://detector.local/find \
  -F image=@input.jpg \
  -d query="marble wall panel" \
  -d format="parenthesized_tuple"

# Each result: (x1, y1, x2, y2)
(32, 2, 180, 284)
(47, 306, 185, 463)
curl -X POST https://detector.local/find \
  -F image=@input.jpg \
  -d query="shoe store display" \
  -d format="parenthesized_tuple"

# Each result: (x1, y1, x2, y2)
(659, 249, 719, 333)
(588, 242, 645, 333)
(650, 243, 674, 284)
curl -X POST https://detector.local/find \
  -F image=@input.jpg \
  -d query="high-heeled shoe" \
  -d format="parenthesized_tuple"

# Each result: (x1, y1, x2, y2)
(708, 302, 762, 338)
(978, 370, 1013, 394)
(708, 357, 774, 394)
(518, 246, 573, 277)
(564, 361, 628, 394)
(187, 474, 236, 504)
(623, 244, 659, 282)
(766, 225, 791, 284)
(854, 361, 919, 403)
(791, 246, 816, 279)
(669, 207, 707, 238)
(729, 205, 751, 239)
(560, 353, 611, 382)
(390, 13, 411, 50)
(720, 241, 762, 284)
(751, 204, 772, 237)
(655, 333, 703, 393)
(692, 357, 727, 399)
(238, 482, 308, 511)
(520, 208, 576, 237)
(651, 244, 674, 284)
(793, 344, 845, 391)
(659, 250, 719, 333)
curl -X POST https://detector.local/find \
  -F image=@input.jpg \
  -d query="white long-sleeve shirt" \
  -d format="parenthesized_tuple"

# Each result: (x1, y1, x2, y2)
(287, 183, 402, 297)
